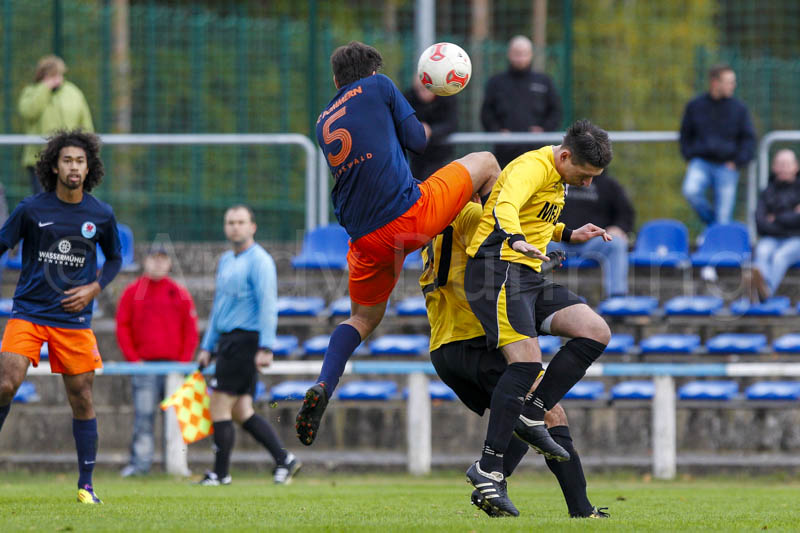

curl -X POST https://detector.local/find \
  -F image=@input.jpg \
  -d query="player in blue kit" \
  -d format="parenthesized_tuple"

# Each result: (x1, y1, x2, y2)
(0, 130, 122, 504)
(296, 41, 501, 445)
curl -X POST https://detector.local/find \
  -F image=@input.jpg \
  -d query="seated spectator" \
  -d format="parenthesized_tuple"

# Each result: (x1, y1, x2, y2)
(116, 245, 198, 477)
(747, 149, 800, 301)
(547, 169, 634, 297)
(404, 77, 458, 181)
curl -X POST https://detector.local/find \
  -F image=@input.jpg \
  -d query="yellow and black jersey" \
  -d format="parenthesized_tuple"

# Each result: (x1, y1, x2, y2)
(419, 202, 485, 352)
(466, 146, 568, 272)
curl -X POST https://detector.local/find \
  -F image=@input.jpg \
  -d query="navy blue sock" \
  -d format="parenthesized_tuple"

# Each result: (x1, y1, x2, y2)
(73, 418, 98, 488)
(317, 323, 362, 394)
(0, 403, 10, 431)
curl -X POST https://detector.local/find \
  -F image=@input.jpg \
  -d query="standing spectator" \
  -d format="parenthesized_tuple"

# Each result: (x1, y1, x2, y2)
(116, 245, 198, 477)
(547, 170, 634, 298)
(196, 205, 300, 485)
(748, 149, 800, 301)
(404, 77, 458, 181)
(480, 35, 562, 168)
(18, 55, 94, 194)
(679, 64, 756, 227)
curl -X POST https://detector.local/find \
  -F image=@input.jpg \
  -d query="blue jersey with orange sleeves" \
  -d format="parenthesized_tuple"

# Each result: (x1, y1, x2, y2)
(316, 73, 428, 241)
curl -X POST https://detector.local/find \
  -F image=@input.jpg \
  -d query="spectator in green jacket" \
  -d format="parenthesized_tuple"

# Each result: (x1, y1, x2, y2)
(18, 55, 94, 194)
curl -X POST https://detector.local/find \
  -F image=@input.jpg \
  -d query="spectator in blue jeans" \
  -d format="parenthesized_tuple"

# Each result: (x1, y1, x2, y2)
(548, 170, 635, 298)
(116, 246, 198, 476)
(679, 64, 756, 227)
(748, 150, 800, 301)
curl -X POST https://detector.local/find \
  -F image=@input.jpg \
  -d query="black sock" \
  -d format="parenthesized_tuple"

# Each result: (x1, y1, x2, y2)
(503, 435, 529, 478)
(0, 403, 9, 431)
(242, 414, 288, 465)
(545, 426, 593, 517)
(480, 361, 541, 473)
(212, 420, 235, 479)
(533, 338, 606, 409)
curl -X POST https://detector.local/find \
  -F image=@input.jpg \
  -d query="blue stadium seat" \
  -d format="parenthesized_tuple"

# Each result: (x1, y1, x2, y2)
(563, 381, 604, 400)
(403, 380, 458, 401)
(329, 297, 352, 317)
(605, 334, 636, 354)
(773, 333, 800, 353)
(745, 382, 800, 401)
(403, 248, 424, 270)
(690, 222, 751, 267)
(628, 219, 690, 267)
(369, 334, 429, 356)
(706, 333, 767, 354)
(270, 380, 317, 401)
(272, 335, 299, 357)
(277, 296, 326, 317)
(0, 298, 13, 317)
(96, 223, 137, 270)
(730, 296, 792, 316)
(640, 334, 701, 354)
(40, 342, 49, 360)
(254, 381, 267, 402)
(663, 295, 724, 316)
(598, 296, 659, 316)
(538, 335, 562, 355)
(291, 224, 349, 270)
(12, 381, 40, 403)
(303, 335, 331, 356)
(678, 380, 738, 400)
(395, 296, 427, 316)
(611, 380, 654, 400)
(338, 380, 398, 400)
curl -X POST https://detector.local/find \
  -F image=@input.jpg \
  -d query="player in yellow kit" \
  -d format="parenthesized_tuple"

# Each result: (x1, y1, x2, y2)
(463, 119, 614, 513)
(421, 198, 608, 518)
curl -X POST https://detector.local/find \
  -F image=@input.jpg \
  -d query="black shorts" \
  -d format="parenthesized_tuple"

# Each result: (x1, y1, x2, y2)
(430, 336, 506, 416)
(210, 329, 260, 396)
(465, 257, 584, 349)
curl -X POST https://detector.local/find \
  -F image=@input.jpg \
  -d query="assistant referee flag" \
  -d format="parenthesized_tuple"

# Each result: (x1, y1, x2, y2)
(160, 371, 213, 444)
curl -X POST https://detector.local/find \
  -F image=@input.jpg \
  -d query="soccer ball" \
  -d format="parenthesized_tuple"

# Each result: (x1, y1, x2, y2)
(417, 42, 472, 96)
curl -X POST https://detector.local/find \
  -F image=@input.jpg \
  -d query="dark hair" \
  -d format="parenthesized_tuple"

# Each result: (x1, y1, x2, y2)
(562, 119, 613, 169)
(34, 129, 104, 193)
(709, 63, 734, 80)
(330, 41, 383, 87)
(225, 204, 255, 223)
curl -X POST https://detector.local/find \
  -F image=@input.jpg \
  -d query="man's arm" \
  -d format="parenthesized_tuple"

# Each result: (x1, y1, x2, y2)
(734, 105, 756, 168)
(384, 75, 427, 154)
(252, 253, 278, 352)
(678, 102, 694, 161)
(493, 161, 545, 254)
(179, 286, 199, 362)
(755, 189, 782, 236)
(115, 284, 141, 362)
(0, 201, 27, 258)
(18, 83, 52, 121)
(200, 265, 224, 353)
(96, 217, 122, 289)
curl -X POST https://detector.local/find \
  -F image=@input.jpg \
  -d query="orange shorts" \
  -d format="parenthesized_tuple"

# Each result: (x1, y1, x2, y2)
(1, 318, 103, 375)
(347, 161, 473, 306)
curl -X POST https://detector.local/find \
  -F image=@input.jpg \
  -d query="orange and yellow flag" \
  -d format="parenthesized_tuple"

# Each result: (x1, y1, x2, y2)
(160, 371, 213, 444)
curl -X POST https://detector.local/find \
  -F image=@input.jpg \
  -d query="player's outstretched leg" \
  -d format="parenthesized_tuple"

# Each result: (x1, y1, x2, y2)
(296, 301, 386, 446)
(0, 352, 30, 432)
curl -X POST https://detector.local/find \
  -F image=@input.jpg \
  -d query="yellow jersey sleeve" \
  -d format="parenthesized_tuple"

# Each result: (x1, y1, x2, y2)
(493, 158, 550, 240)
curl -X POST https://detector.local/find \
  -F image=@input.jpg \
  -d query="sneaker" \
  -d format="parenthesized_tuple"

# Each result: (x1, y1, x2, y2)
(470, 489, 504, 518)
(196, 471, 231, 486)
(465, 462, 519, 517)
(588, 506, 610, 518)
(295, 383, 329, 446)
(513, 416, 570, 462)
(273, 453, 302, 485)
(77, 485, 103, 504)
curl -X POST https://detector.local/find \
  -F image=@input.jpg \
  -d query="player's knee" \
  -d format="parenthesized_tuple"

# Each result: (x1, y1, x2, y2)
(589, 318, 612, 346)
(0, 377, 20, 404)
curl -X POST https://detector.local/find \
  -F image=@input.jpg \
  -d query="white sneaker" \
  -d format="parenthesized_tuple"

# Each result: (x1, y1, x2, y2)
(273, 453, 302, 485)
(196, 471, 231, 486)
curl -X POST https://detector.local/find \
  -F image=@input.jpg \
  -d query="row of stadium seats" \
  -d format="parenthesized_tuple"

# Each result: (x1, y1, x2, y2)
(599, 295, 800, 317)
(269, 332, 800, 357)
(289, 220, 758, 271)
(262, 379, 800, 402)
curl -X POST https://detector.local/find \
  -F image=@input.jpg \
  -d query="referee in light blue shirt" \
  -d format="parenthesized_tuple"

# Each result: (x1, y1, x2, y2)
(195, 205, 300, 486)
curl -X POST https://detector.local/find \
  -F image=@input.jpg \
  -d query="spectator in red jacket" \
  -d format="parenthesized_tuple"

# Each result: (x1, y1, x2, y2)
(117, 245, 198, 476)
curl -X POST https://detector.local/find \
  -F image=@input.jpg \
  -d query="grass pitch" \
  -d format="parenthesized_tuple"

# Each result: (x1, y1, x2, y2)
(1, 470, 799, 532)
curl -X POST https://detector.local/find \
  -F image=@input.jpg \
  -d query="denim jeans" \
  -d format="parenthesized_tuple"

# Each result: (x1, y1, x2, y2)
(753, 236, 800, 295)
(548, 235, 629, 297)
(128, 374, 166, 473)
(681, 157, 739, 225)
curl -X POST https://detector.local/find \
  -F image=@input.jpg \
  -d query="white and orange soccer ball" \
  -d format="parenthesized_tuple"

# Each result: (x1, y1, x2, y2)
(417, 42, 472, 96)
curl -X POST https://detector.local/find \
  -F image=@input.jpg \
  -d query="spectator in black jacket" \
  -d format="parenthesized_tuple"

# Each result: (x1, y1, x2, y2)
(547, 170, 635, 297)
(748, 149, 800, 301)
(480, 35, 562, 167)
(404, 77, 458, 181)
(679, 64, 756, 227)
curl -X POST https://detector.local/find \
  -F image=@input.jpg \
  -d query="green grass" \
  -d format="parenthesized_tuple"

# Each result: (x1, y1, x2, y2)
(1, 471, 800, 532)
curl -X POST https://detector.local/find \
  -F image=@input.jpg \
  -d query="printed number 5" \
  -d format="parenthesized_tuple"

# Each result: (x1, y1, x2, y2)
(322, 107, 352, 167)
